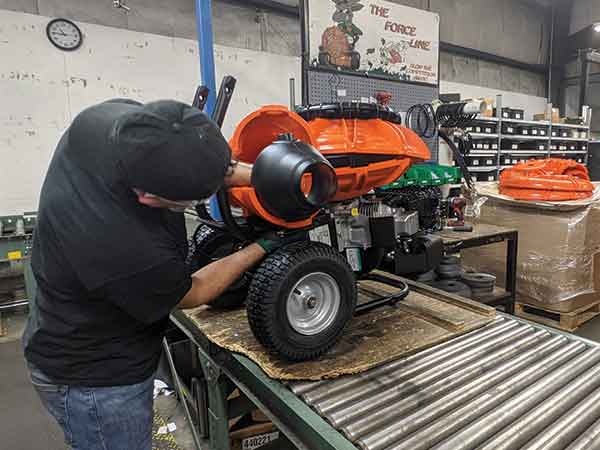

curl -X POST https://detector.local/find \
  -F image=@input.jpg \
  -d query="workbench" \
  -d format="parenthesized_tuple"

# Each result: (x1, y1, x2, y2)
(435, 223, 518, 314)
(167, 280, 600, 450)
(0, 234, 34, 335)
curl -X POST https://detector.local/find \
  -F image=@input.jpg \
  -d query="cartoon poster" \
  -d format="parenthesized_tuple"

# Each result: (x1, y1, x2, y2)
(307, 0, 440, 85)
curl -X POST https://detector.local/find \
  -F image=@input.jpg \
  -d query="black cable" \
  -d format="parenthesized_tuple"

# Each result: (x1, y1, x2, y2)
(439, 129, 474, 189)
(436, 102, 477, 129)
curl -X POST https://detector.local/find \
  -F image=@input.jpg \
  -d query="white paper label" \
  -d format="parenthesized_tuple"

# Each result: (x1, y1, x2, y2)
(337, 89, 347, 97)
(242, 432, 280, 450)
(346, 248, 362, 272)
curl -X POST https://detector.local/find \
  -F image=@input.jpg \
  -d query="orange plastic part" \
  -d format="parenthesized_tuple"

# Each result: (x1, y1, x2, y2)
(307, 119, 430, 200)
(228, 187, 317, 229)
(499, 158, 594, 201)
(229, 105, 314, 163)
(228, 105, 431, 227)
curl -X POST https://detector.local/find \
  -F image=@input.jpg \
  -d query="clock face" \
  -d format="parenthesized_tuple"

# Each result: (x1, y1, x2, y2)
(46, 19, 83, 51)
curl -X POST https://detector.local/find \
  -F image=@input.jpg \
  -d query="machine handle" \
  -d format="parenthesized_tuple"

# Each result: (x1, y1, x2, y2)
(192, 85, 210, 111)
(212, 76, 237, 128)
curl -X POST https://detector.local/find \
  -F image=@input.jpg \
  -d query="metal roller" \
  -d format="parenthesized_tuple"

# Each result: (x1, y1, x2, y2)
(289, 380, 329, 395)
(290, 316, 600, 450)
(355, 336, 577, 450)
(387, 339, 586, 450)
(477, 359, 600, 450)
(520, 385, 600, 450)
(564, 417, 600, 450)
(295, 317, 513, 403)
(316, 322, 532, 418)
(335, 329, 551, 434)
(429, 348, 600, 450)
(328, 327, 545, 429)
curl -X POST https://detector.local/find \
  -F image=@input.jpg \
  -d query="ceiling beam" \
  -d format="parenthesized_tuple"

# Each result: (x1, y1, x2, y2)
(440, 42, 548, 74)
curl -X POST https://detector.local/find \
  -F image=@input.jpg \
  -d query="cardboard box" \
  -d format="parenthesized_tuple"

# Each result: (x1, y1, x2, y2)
(533, 108, 560, 123)
(463, 183, 600, 311)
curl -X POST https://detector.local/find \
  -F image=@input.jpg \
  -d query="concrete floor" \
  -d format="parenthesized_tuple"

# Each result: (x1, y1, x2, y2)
(0, 311, 196, 450)
(3, 306, 600, 450)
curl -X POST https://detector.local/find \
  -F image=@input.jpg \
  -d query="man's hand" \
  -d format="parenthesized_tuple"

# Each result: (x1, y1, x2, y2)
(224, 161, 252, 187)
(255, 230, 308, 254)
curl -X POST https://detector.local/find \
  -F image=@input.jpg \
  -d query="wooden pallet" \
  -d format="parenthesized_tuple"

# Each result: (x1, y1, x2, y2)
(515, 300, 600, 332)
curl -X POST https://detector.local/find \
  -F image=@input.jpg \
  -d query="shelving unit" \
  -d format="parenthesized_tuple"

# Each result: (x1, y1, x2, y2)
(456, 95, 593, 181)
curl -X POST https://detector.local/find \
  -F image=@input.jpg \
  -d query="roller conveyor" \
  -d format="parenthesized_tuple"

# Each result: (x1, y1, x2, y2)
(289, 316, 600, 450)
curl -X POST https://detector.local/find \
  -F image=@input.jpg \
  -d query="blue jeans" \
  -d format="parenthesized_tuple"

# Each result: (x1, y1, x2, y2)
(29, 364, 154, 450)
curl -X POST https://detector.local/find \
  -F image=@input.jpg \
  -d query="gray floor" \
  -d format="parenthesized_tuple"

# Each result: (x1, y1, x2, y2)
(0, 311, 196, 450)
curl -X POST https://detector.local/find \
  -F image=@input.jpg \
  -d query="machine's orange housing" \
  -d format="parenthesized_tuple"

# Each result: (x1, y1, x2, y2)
(499, 158, 594, 201)
(228, 105, 431, 228)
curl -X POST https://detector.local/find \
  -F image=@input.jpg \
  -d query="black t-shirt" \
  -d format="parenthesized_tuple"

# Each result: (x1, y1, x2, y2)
(24, 258, 191, 386)
(22, 99, 230, 386)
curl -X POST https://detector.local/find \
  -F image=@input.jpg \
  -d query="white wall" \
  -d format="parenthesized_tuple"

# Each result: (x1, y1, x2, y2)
(0, 9, 300, 215)
(0, 9, 551, 215)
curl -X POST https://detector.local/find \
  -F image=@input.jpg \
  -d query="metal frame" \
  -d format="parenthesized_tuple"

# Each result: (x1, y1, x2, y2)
(0, 234, 34, 311)
(579, 49, 600, 115)
(167, 302, 600, 450)
(168, 311, 358, 450)
(440, 42, 548, 75)
(438, 225, 518, 314)
(195, 0, 223, 221)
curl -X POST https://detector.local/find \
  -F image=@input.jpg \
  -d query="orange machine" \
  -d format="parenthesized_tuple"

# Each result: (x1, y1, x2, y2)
(228, 105, 431, 228)
(499, 158, 594, 201)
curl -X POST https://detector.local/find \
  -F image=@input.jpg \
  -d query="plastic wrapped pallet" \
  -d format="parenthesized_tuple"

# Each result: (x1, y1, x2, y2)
(462, 182, 600, 311)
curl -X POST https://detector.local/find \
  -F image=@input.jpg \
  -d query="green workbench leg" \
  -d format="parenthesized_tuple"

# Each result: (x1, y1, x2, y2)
(199, 350, 232, 450)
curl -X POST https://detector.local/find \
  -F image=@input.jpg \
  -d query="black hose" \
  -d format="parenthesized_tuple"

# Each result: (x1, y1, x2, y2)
(405, 103, 437, 138)
(439, 129, 474, 189)
(216, 189, 248, 241)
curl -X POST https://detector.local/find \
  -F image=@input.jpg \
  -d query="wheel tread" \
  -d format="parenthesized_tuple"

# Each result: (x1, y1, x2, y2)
(246, 241, 356, 361)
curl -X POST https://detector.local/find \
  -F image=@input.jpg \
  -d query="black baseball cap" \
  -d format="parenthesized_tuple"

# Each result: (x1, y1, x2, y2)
(112, 100, 231, 200)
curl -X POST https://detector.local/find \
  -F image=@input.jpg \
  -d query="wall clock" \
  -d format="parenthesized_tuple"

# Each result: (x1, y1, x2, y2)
(46, 18, 83, 51)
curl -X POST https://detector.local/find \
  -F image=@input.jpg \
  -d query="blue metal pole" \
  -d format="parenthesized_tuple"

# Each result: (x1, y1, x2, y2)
(196, 0, 217, 116)
(195, 0, 222, 219)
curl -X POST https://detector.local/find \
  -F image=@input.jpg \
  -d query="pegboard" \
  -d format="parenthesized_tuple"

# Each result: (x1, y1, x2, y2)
(306, 69, 439, 159)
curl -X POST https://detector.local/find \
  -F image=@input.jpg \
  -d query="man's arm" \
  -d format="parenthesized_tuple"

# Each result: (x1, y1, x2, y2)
(224, 161, 252, 187)
(177, 243, 265, 309)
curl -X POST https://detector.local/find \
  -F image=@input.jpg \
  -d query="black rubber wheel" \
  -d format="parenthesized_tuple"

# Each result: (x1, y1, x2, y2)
(438, 270, 463, 280)
(440, 255, 461, 266)
(246, 241, 357, 361)
(432, 280, 471, 298)
(461, 272, 497, 289)
(187, 225, 249, 309)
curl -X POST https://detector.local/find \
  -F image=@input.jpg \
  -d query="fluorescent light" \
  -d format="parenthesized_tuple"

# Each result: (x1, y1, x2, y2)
(594, 23, 600, 33)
